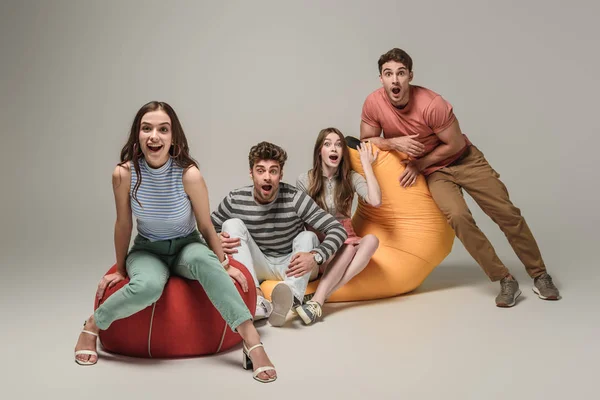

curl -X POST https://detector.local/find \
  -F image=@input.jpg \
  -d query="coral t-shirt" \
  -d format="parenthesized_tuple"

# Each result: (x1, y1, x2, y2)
(361, 85, 471, 176)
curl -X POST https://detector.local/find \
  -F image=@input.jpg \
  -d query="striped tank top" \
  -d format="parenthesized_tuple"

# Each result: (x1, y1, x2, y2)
(130, 158, 196, 241)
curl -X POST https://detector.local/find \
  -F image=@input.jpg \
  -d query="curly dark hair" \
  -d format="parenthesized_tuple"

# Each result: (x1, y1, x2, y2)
(378, 48, 413, 74)
(248, 141, 288, 170)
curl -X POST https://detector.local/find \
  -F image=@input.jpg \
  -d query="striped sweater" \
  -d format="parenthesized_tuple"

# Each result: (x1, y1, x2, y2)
(211, 183, 347, 261)
(130, 158, 196, 241)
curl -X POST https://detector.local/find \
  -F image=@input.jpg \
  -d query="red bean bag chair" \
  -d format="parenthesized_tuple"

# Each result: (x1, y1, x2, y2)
(93, 257, 256, 358)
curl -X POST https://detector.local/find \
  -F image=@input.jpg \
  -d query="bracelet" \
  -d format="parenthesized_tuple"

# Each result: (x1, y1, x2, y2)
(221, 256, 230, 269)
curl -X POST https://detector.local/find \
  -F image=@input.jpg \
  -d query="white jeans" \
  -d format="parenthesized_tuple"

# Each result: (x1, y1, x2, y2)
(222, 218, 319, 302)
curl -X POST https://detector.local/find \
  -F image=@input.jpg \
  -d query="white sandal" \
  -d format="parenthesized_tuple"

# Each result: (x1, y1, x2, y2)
(74, 327, 99, 366)
(242, 342, 277, 383)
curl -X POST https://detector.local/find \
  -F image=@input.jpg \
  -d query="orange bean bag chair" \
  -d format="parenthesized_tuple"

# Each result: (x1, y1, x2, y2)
(94, 257, 256, 358)
(260, 137, 455, 302)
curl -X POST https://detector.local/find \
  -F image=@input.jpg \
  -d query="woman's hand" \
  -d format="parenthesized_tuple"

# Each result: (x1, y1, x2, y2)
(227, 266, 249, 292)
(358, 142, 379, 165)
(96, 271, 127, 299)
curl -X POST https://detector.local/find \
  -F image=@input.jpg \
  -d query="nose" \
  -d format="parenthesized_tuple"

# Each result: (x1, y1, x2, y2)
(149, 129, 159, 140)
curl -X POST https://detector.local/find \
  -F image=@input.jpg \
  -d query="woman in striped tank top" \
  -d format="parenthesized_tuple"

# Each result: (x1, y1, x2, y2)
(74, 101, 277, 383)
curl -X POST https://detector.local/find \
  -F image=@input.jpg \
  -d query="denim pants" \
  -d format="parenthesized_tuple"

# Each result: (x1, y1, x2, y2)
(94, 230, 252, 331)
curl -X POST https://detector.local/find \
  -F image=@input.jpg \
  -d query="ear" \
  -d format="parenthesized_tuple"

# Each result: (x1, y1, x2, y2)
(409, 71, 413, 82)
(379, 74, 383, 85)
(249, 169, 253, 179)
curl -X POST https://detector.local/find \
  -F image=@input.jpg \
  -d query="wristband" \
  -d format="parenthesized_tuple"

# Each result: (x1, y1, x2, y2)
(221, 256, 230, 269)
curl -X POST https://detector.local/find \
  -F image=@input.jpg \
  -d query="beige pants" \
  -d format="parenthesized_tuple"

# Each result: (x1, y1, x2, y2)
(427, 145, 547, 281)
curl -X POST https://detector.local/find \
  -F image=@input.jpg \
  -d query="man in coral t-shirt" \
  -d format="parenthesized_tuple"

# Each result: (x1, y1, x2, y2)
(360, 48, 560, 307)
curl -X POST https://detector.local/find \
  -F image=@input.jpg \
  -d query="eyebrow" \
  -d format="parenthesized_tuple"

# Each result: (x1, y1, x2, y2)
(383, 67, 407, 72)
(255, 165, 279, 170)
(141, 122, 171, 126)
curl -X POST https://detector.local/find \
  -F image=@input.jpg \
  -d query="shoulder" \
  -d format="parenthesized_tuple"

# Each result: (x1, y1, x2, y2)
(112, 163, 131, 189)
(296, 171, 310, 186)
(364, 87, 387, 105)
(182, 165, 204, 185)
(412, 86, 450, 108)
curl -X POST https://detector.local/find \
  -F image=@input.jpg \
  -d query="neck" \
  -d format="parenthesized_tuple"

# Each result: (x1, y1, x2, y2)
(321, 163, 337, 179)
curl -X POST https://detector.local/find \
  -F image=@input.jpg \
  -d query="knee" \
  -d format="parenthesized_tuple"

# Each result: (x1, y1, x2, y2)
(295, 231, 319, 248)
(446, 208, 474, 227)
(222, 218, 248, 237)
(128, 278, 165, 302)
(363, 234, 379, 249)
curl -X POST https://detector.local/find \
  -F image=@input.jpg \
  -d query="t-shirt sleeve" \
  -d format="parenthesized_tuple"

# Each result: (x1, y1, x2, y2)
(424, 95, 457, 133)
(360, 94, 382, 128)
(210, 192, 234, 233)
(350, 171, 369, 202)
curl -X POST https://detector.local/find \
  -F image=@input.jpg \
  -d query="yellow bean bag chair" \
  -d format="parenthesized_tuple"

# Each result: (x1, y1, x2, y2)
(260, 137, 454, 302)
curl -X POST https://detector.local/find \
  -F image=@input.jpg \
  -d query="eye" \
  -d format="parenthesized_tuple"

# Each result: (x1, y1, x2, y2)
(160, 127, 169, 132)
(141, 126, 151, 131)
(335, 142, 342, 148)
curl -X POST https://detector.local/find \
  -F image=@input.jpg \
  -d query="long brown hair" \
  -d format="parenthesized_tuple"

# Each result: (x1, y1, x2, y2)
(307, 127, 354, 217)
(118, 101, 198, 206)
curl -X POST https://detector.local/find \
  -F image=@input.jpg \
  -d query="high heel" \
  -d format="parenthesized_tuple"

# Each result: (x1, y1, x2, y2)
(242, 342, 277, 383)
(74, 321, 99, 366)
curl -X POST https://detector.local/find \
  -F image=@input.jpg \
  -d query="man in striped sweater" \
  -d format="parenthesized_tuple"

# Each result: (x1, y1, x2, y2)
(211, 141, 347, 327)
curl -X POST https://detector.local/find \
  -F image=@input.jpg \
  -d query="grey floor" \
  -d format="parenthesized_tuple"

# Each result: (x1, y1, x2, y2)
(5, 239, 597, 400)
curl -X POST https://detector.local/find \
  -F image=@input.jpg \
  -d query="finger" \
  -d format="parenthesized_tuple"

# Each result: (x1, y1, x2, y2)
(286, 265, 302, 276)
(400, 173, 412, 187)
(234, 274, 248, 292)
(220, 232, 230, 238)
(292, 269, 308, 278)
(410, 175, 418, 186)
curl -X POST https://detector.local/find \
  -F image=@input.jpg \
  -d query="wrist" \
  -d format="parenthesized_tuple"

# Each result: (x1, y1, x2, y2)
(221, 255, 230, 270)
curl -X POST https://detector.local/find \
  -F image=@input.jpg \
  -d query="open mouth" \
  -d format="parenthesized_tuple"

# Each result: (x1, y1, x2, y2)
(261, 184, 273, 194)
(147, 144, 163, 153)
(329, 154, 339, 162)
(391, 87, 401, 95)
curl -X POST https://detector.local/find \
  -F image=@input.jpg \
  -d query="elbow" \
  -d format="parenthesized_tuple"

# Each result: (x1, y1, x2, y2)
(367, 195, 382, 208)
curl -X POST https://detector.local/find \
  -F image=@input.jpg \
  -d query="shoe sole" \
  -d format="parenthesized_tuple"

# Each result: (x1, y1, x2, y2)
(268, 283, 293, 327)
(295, 306, 314, 325)
(496, 289, 521, 307)
(532, 286, 560, 300)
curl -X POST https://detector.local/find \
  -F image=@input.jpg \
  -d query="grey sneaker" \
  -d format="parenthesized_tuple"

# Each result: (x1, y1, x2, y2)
(268, 282, 294, 327)
(496, 276, 521, 307)
(296, 300, 323, 325)
(533, 273, 560, 300)
(303, 292, 315, 303)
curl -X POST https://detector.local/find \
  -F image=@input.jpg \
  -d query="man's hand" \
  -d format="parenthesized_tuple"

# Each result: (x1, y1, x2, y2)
(227, 266, 249, 292)
(219, 232, 240, 254)
(96, 271, 127, 299)
(286, 252, 317, 278)
(399, 160, 421, 188)
(392, 135, 425, 158)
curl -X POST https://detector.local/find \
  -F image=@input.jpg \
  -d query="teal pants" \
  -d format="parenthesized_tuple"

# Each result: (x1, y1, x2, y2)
(94, 231, 252, 331)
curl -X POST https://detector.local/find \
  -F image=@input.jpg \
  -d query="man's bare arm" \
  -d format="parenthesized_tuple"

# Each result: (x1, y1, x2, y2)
(414, 119, 466, 171)
(360, 121, 424, 157)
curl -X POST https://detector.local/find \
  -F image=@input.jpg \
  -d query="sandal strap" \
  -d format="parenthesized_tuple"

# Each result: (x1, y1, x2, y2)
(74, 350, 98, 356)
(246, 342, 264, 354)
(253, 366, 276, 378)
(82, 330, 99, 337)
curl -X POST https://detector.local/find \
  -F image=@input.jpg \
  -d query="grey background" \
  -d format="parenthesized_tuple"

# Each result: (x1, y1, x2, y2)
(1, 0, 598, 398)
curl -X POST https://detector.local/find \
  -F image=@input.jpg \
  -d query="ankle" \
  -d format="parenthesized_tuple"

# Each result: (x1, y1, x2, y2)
(85, 315, 100, 332)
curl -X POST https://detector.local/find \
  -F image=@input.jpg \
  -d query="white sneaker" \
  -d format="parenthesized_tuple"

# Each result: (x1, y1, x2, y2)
(254, 295, 273, 321)
(268, 282, 294, 327)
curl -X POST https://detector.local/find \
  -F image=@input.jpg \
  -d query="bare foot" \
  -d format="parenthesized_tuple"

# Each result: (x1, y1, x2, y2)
(246, 343, 277, 381)
(74, 316, 100, 364)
